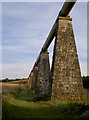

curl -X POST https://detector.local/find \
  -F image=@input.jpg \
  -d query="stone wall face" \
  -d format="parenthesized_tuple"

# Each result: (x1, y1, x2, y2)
(31, 66, 39, 90)
(27, 72, 33, 88)
(51, 17, 84, 100)
(35, 51, 51, 97)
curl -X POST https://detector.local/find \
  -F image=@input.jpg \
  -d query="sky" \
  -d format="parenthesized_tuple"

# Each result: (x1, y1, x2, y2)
(0, 0, 88, 2)
(0, 2, 87, 79)
(87, 2, 89, 75)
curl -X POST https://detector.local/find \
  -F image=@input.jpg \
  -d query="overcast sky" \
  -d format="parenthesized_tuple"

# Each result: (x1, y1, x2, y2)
(1, 2, 87, 79)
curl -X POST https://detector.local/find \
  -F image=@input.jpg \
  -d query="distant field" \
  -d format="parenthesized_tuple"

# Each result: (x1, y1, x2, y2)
(2, 81, 89, 119)
(84, 89, 89, 100)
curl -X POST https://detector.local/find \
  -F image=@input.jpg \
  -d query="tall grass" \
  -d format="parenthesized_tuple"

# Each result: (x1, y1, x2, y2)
(2, 84, 88, 119)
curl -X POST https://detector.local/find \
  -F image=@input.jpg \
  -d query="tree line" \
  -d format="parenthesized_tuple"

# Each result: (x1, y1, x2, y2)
(82, 76, 89, 89)
(0, 76, 89, 89)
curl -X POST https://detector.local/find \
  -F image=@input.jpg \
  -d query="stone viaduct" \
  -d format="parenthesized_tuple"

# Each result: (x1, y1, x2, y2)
(27, 0, 84, 100)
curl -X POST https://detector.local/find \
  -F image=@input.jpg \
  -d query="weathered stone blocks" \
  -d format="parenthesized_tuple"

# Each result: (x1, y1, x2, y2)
(27, 71, 33, 89)
(51, 17, 84, 100)
(35, 51, 51, 97)
(27, 65, 38, 90)
(31, 66, 39, 90)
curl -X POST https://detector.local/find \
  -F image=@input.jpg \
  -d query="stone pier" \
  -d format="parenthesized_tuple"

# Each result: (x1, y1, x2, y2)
(31, 65, 39, 90)
(51, 17, 84, 100)
(27, 71, 33, 88)
(35, 51, 51, 98)
(27, 65, 38, 90)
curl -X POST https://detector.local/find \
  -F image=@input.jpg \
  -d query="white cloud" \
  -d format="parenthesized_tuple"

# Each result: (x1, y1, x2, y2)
(2, 45, 25, 51)
(2, 57, 87, 80)
(0, 3, 2, 78)
(2, 63, 33, 79)
(2, 2, 61, 42)
(0, 64, 2, 79)
(75, 36, 87, 60)
(2, 0, 88, 2)
(2, 41, 43, 55)
(71, 2, 87, 61)
(80, 61, 87, 76)
(0, 2, 2, 63)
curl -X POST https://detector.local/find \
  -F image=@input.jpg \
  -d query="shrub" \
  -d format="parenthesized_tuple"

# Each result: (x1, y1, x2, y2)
(82, 76, 89, 89)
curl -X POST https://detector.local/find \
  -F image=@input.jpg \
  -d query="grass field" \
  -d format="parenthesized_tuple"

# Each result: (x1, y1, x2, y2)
(2, 82, 89, 119)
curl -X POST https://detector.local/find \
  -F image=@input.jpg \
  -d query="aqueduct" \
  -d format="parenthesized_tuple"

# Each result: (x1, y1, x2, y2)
(27, 0, 84, 100)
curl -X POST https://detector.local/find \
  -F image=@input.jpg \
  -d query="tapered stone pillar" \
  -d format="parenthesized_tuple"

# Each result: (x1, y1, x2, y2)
(35, 51, 51, 97)
(27, 71, 33, 88)
(27, 65, 38, 90)
(31, 65, 39, 90)
(51, 17, 84, 100)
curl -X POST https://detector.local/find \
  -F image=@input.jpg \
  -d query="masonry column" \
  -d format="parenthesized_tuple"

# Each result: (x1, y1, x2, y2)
(51, 17, 84, 100)
(35, 51, 51, 98)
(31, 65, 39, 90)
(27, 71, 33, 88)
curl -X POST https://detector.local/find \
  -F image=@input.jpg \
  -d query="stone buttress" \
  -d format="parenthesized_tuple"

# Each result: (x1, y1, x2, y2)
(35, 51, 51, 97)
(27, 71, 33, 88)
(31, 65, 39, 90)
(51, 17, 84, 100)
(27, 65, 38, 90)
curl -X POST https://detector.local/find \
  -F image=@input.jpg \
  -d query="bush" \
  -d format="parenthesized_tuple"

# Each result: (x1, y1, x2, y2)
(82, 76, 89, 89)
(2, 78, 9, 82)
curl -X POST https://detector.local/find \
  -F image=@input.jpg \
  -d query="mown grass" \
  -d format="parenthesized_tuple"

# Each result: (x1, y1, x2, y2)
(2, 84, 89, 119)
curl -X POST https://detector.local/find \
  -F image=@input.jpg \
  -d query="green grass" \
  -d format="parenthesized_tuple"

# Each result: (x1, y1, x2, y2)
(2, 84, 89, 119)
(13, 85, 36, 101)
(3, 96, 85, 119)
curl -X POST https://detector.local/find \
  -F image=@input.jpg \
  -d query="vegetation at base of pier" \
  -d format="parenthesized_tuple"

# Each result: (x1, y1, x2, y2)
(2, 81, 89, 119)
(82, 76, 89, 88)
(2, 96, 88, 119)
